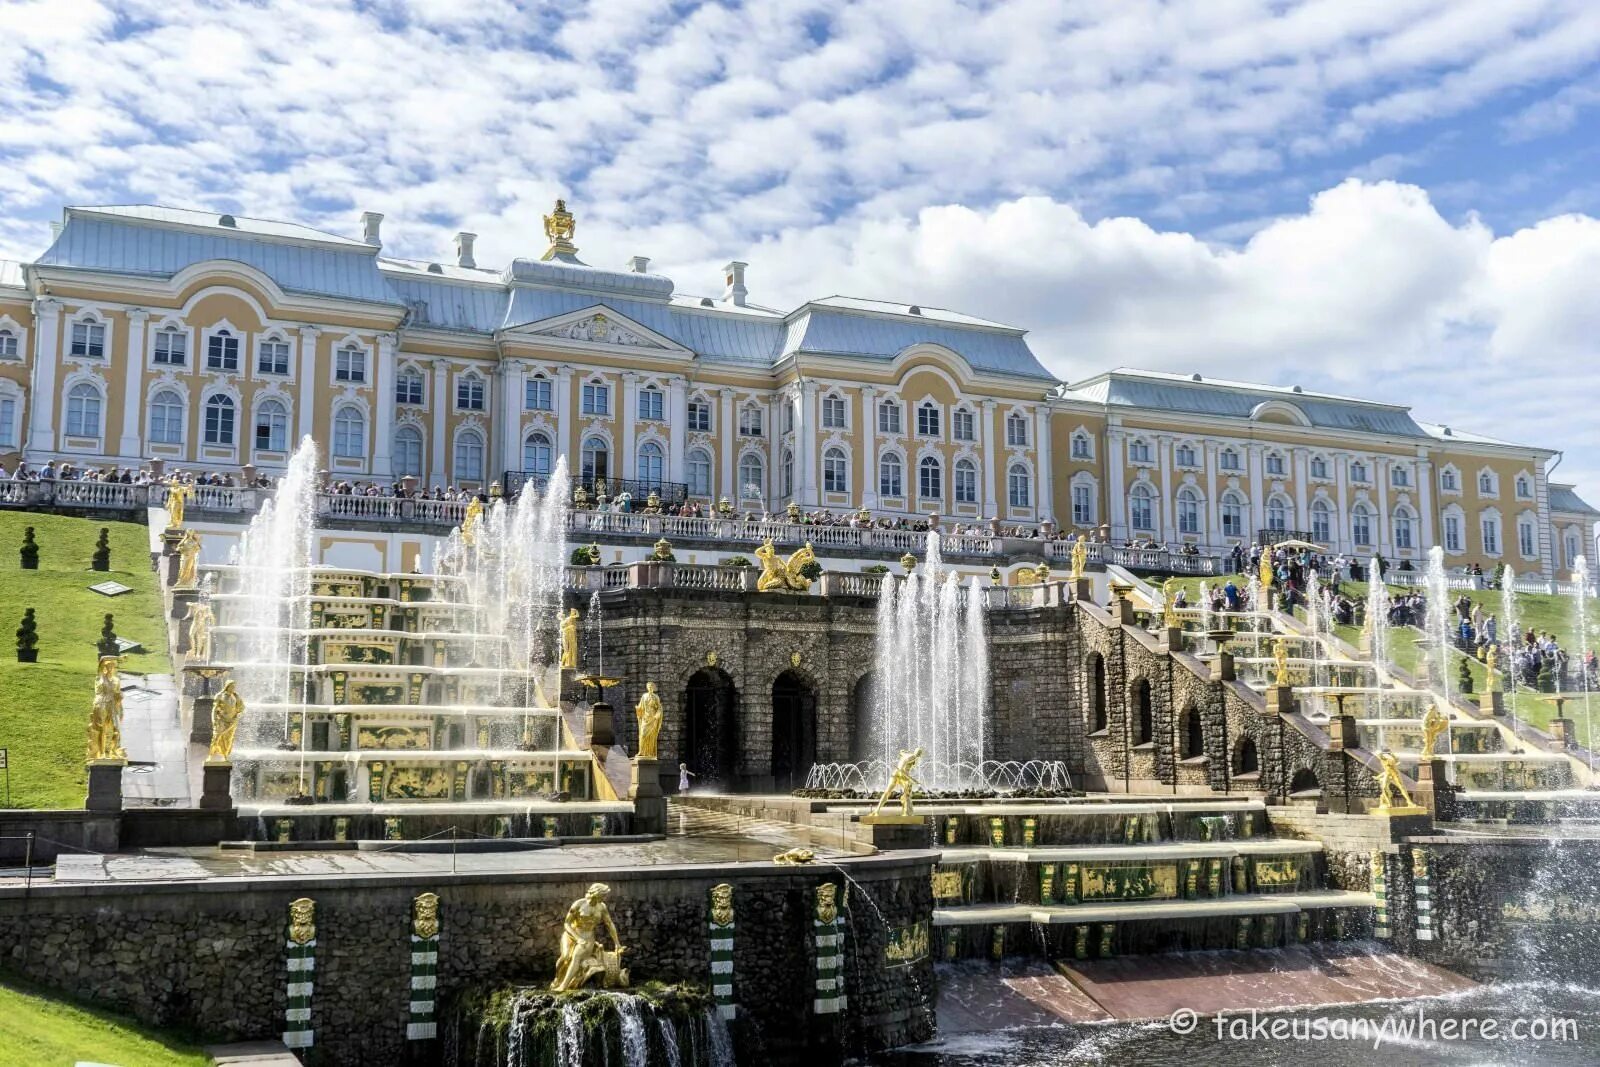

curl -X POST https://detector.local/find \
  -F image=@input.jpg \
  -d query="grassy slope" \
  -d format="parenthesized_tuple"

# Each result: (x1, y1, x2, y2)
(0, 511, 169, 809)
(0, 978, 209, 1066)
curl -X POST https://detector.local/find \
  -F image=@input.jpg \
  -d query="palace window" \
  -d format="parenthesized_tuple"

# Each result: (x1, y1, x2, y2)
(0, 328, 17, 360)
(1519, 519, 1536, 558)
(822, 394, 847, 429)
(637, 387, 664, 421)
(687, 449, 712, 496)
(1221, 492, 1244, 538)
(1072, 483, 1094, 526)
(1267, 496, 1288, 533)
(1479, 471, 1496, 495)
(255, 400, 288, 453)
(1007, 464, 1031, 509)
(523, 432, 553, 476)
(637, 441, 665, 487)
(581, 436, 609, 481)
(456, 374, 485, 411)
(148, 390, 184, 445)
(1310, 455, 1328, 479)
(524, 376, 552, 411)
(1130, 484, 1154, 531)
(153, 327, 186, 366)
(582, 382, 610, 416)
(878, 400, 902, 435)
(739, 404, 763, 436)
(917, 402, 941, 438)
(782, 403, 794, 436)
(70, 318, 106, 358)
(1516, 475, 1532, 499)
(1311, 500, 1331, 542)
(879, 453, 903, 498)
(738, 454, 764, 498)
(393, 427, 423, 478)
(781, 449, 793, 497)
(1071, 433, 1092, 460)
(1175, 444, 1197, 468)
(1177, 488, 1201, 534)
(954, 458, 977, 504)
(1391, 465, 1409, 488)
(1441, 468, 1458, 491)
(1130, 439, 1151, 464)
(334, 345, 365, 383)
(1350, 461, 1369, 483)
(456, 431, 485, 483)
(1481, 515, 1500, 555)
(1219, 448, 1241, 472)
(918, 456, 942, 500)
(1005, 413, 1028, 447)
(1444, 514, 1463, 552)
(687, 399, 711, 432)
(203, 394, 235, 446)
(207, 329, 240, 372)
(257, 337, 290, 376)
(1265, 453, 1285, 476)
(824, 447, 849, 494)
(332, 405, 366, 459)
(1393, 508, 1415, 550)
(1352, 504, 1372, 546)
(397, 370, 424, 406)
(953, 408, 975, 442)
(0, 396, 15, 448)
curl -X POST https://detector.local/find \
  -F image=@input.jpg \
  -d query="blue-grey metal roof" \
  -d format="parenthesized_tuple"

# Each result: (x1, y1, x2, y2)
(386, 274, 508, 333)
(35, 213, 398, 306)
(1550, 485, 1600, 518)
(1078, 373, 1430, 437)
(507, 255, 675, 300)
(779, 307, 1054, 380)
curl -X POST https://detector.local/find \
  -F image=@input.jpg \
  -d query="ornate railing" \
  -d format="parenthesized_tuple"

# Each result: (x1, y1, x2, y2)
(502, 470, 690, 507)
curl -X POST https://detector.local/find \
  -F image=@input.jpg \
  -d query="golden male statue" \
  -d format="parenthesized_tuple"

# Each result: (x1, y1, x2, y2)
(550, 883, 626, 992)
(755, 539, 788, 592)
(87, 655, 127, 761)
(873, 747, 924, 818)
(165, 480, 189, 528)
(461, 498, 483, 548)
(176, 529, 202, 588)
(560, 608, 580, 670)
(1375, 749, 1417, 811)
(1259, 551, 1275, 592)
(1070, 538, 1088, 580)
(208, 679, 245, 763)
(634, 681, 663, 760)
(1420, 704, 1449, 756)
(783, 542, 818, 591)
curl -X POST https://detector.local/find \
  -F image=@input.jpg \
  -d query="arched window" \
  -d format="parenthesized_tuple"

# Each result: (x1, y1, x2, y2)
(1088, 653, 1107, 733)
(0, 327, 18, 360)
(1008, 464, 1031, 508)
(393, 426, 423, 478)
(1129, 438, 1152, 464)
(1441, 467, 1459, 491)
(1221, 491, 1245, 538)
(687, 448, 712, 497)
(1234, 736, 1260, 776)
(1071, 432, 1092, 460)
(1132, 678, 1153, 745)
(1311, 499, 1332, 543)
(1350, 460, 1369, 483)
(781, 448, 794, 498)
(152, 326, 185, 366)
(203, 394, 235, 445)
(738, 453, 764, 498)
(823, 447, 848, 494)
(1479, 472, 1494, 494)
(879, 453, 903, 498)
(255, 399, 289, 453)
(1219, 447, 1241, 472)
(1130, 483, 1154, 531)
(637, 440, 665, 488)
(1516, 475, 1531, 498)
(456, 372, 485, 411)
(1481, 513, 1501, 555)
(1182, 706, 1205, 759)
(207, 327, 240, 371)
(954, 458, 977, 504)
(581, 436, 610, 482)
(148, 389, 184, 445)
(877, 401, 901, 435)
(1266, 495, 1288, 533)
(1265, 451, 1285, 476)
(1177, 487, 1201, 535)
(332, 405, 365, 458)
(916, 402, 941, 437)
(918, 455, 942, 500)
(1352, 503, 1372, 546)
(455, 430, 485, 483)
(66, 382, 102, 437)
(1310, 455, 1328, 479)
(1072, 479, 1095, 525)
(523, 431, 553, 476)
(1518, 516, 1537, 558)
(1393, 506, 1415, 550)
(1005, 412, 1028, 447)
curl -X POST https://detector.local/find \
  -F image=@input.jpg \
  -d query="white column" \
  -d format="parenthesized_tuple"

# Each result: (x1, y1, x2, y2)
(26, 298, 62, 453)
(1106, 427, 1127, 540)
(1534, 460, 1555, 577)
(1036, 405, 1054, 523)
(430, 362, 448, 488)
(620, 372, 638, 480)
(1156, 434, 1174, 541)
(1204, 441, 1220, 548)
(1375, 457, 1392, 557)
(1416, 456, 1436, 550)
(667, 376, 688, 482)
(118, 308, 148, 458)
(980, 399, 998, 517)
(1333, 453, 1351, 553)
(554, 367, 574, 471)
(1247, 444, 1265, 539)
(373, 331, 397, 478)
(296, 326, 320, 445)
(768, 392, 784, 510)
(1292, 447, 1310, 532)
(798, 379, 819, 506)
(862, 387, 880, 509)
(498, 358, 524, 479)
(719, 389, 735, 499)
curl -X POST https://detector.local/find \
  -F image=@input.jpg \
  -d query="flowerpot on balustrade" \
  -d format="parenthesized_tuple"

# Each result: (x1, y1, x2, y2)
(149, 458, 165, 479)
(402, 475, 418, 496)
(242, 464, 256, 486)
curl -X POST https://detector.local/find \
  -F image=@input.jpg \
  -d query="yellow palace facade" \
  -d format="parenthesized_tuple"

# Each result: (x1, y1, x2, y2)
(0, 201, 1593, 577)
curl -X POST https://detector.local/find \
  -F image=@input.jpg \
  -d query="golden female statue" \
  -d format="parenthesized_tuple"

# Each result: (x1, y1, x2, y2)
(1420, 705, 1449, 756)
(176, 529, 202, 588)
(1272, 637, 1291, 686)
(87, 655, 127, 761)
(186, 601, 215, 663)
(1070, 539, 1088, 580)
(1375, 749, 1416, 811)
(165, 480, 189, 528)
(550, 883, 626, 991)
(873, 747, 924, 817)
(461, 498, 483, 548)
(208, 680, 245, 763)
(634, 682, 663, 760)
(1258, 551, 1275, 592)
(560, 608, 580, 670)
(1162, 578, 1180, 627)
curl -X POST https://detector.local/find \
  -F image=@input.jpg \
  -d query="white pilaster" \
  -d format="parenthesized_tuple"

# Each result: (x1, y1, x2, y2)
(1106, 426, 1127, 540)
(1333, 453, 1351, 554)
(430, 362, 448, 488)
(26, 298, 62, 453)
(1416, 455, 1436, 551)
(1375, 457, 1392, 557)
(862, 387, 880, 509)
(498, 358, 524, 479)
(295, 325, 320, 447)
(1247, 444, 1265, 539)
(668, 376, 688, 482)
(373, 332, 397, 478)
(719, 389, 735, 499)
(1292, 447, 1310, 532)
(980, 399, 997, 517)
(620, 372, 638, 480)
(1036, 405, 1054, 523)
(119, 308, 149, 458)
(1156, 433, 1173, 541)
(554, 367, 574, 470)
(798, 379, 819, 506)
(1204, 441, 1220, 547)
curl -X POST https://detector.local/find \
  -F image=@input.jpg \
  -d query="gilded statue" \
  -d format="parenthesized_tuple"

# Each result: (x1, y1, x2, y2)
(773, 847, 816, 865)
(413, 892, 440, 940)
(165, 480, 189, 528)
(461, 498, 483, 548)
(1272, 637, 1291, 687)
(1070, 539, 1088, 580)
(755, 539, 817, 593)
(208, 679, 245, 763)
(872, 747, 924, 818)
(176, 529, 202, 588)
(815, 883, 839, 924)
(1259, 551, 1275, 592)
(550, 883, 627, 992)
(186, 601, 215, 663)
(560, 608, 579, 670)
(1485, 650, 1503, 692)
(87, 655, 127, 762)
(288, 897, 316, 945)
(1375, 749, 1417, 812)
(634, 682, 663, 761)
(543, 198, 577, 248)
(1162, 578, 1180, 627)
(1420, 705, 1449, 757)
(709, 883, 734, 927)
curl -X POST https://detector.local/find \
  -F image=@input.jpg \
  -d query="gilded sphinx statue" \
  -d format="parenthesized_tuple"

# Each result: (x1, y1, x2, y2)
(87, 655, 127, 762)
(550, 883, 627, 991)
(755, 539, 816, 593)
(208, 679, 245, 763)
(176, 529, 202, 588)
(634, 681, 663, 761)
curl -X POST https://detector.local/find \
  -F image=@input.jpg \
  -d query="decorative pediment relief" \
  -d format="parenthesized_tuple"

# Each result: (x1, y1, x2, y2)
(529, 311, 666, 349)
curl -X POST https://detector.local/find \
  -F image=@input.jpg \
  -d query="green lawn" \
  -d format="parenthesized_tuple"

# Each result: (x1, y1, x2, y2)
(0, 511, 170, 809)
(0, 977, 209, 1066)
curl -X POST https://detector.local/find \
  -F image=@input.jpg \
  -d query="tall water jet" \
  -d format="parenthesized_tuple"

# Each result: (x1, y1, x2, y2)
(1424, 545, 1453, 755)
(868, 532, 989, 790)
(1575, 556, 1594, 772)
(1366, 556, 1391, 742)
(1501, 565, 1522, 748)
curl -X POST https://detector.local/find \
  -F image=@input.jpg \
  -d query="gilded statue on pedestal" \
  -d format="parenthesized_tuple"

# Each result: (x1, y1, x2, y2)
(1375, 749, 1417, 812)
(1272, 637, 1291, 687)
(1259, 551, 1275, 591)
(186, 601, 215, 663)
(634, 681, 663, 761)
(550, 883, 627, 991)
(208, 679, 245, 763)
(176, 529, 202, 588)
(543, 198, 577, 254)
(461, 498, 483, 548)
(873, 747, 924, 818)
(755, 539, 817, 592)
(1070, 539, 1087, 580)
(1420, 705, 1449, 756)
(165, 480, 189, 528)
(560, 608, 579, 670)
(1162, 578, 1180, 628)
(87, 655, 127, 762)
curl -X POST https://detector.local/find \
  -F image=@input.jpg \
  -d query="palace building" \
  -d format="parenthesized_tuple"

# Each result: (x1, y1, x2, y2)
(0, 201, 1593, 577)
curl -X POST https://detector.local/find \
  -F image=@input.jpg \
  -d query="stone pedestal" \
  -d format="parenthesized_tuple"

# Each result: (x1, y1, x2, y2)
(1414, 758, 1456, 822)
(1549, 718, 1577, 748)
(85, 759, 127, 812)
(1212, 649, 1236, 683)
(858, 813, 929, 851)
(190, 695, 214, 745)
(170, 587, 198, 622)
(1479, 689, 1505, 716)
(1072, 577, 1091, 604)
(1371, 807, 1432, 841)
(587, 702, 615, 748)
(1265, 685, 1295, 716)
(200, 761, 234, 811)
(1327, 714, 1360, 752)
(630, 757, 665, 835)
(1164, 625, 1184, 652)
(160, 528, 183, 558)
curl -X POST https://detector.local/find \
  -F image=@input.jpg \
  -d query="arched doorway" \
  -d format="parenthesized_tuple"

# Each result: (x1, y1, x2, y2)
(1131, 678, 1153, 745)
(1181, 704, 1204, 759)
(850, 671, 877, 763)
(684, 668, 739, 790)
(1289, 767, 1320, 795)
(771, 670, 818, 792)
(1234, 736, 1260, 776)
(1088, 653, 1107, 733)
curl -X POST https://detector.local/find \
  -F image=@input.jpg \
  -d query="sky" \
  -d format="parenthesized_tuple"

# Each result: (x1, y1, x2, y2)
(2, 0, 1599, 508)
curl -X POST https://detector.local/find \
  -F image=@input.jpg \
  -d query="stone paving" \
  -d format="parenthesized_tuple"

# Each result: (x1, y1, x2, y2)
(116, 671, 189, 807)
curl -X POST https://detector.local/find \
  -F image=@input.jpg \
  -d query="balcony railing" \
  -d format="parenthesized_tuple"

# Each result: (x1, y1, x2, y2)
(503, 471, 689, 507)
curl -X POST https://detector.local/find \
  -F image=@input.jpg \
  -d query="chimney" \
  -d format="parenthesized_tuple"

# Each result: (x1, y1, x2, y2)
(360, 211, 384, 247)
(628, 255, 651, 274)
(455, 232, 477, 269)
(722, 260, 748, 306)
